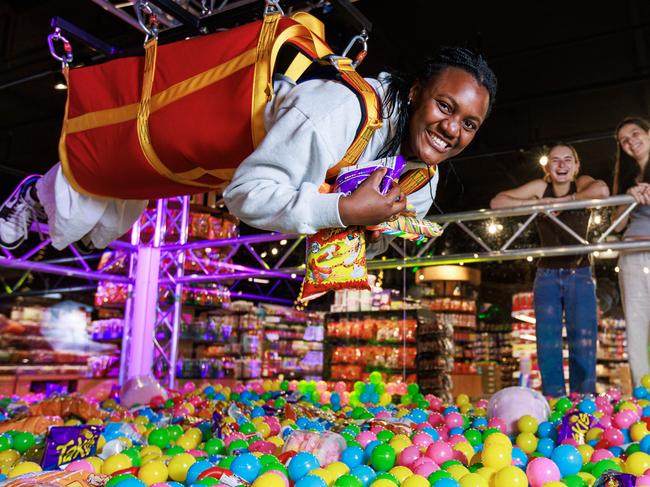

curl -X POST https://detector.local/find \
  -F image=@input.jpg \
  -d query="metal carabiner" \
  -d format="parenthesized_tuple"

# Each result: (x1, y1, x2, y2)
(135, 0, 159, 43)
(264, 0, 284, 16)
(47, 27, 73, 69)
(342, 30, 369, 68)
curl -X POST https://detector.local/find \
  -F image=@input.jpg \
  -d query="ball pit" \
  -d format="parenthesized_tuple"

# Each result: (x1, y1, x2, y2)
(3, 376, 650, 486)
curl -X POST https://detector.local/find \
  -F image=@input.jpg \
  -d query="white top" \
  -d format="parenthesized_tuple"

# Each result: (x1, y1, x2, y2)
(223, 73, 438, 257)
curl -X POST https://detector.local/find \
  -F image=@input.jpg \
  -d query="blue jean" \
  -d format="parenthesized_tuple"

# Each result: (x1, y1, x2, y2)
(533, 266, 598, 397)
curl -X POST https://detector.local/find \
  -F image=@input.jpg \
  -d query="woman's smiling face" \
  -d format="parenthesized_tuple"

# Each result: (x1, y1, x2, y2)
(617, 122, 650, 163)
(403, 66, 491, 166)
(545, 145, 579, 184)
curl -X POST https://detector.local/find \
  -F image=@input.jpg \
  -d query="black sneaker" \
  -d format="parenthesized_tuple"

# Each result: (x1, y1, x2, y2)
(71, 234, 97, 255)
(0, 175, 45, 249)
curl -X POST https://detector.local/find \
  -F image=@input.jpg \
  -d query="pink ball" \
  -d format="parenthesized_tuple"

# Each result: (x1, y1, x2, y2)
(560, 438, 580, 447)
(599, 415, 612, 429)
(224, 432, 245, 447)
(412, 432, 434, 450)
(65, 459, 94, 473)
(591, 449, 614, 462)
(526, 457, 561, 487)
(428, 413, 444, 426)
(435, 427, 449, 441)
(375, 411, 391, 419)
(488, 417, 507, 434)
(182, 382, 195, 394)
(476, 399, 489, 409)
(370, 425, 384, 435)
(335, 382, 347, 394)
(448, 435, 466, 446)
(265, 417, 281, 436)
(173, 406, 189, 417)
(341, 392, 350, 406)
(444, 412, 464, 429)
(289, 380, 298, 392)
(396, 383, 408, 395)
(187, 449, 208, 457)
(602, 427, 625, 447)
(637, 474, 650, 486)
(412, 457, 436, 469)
(614, 410, 637, 429)
(428, 396, 443, 411)
(320, 391, 331, 404)
(316, 381, 328, 393)
(607, 388, 622, 402)
(425, 440, 454, 464)
(413, 459, 438, 477)
(356, 431, 378, 448)
(249, 440, 276, 454)
(398, 446, 422, 467)
(234, 384, 245, 394)
(385, 383, 397, 395)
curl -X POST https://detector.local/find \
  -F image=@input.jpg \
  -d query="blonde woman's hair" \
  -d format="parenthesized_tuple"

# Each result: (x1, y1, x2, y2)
(542, 143, 581, 183)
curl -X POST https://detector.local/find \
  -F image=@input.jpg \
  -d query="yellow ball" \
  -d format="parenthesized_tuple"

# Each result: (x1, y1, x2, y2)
(310, 467, 337, 485)
(389, 434, 412, 454)
(625, 451, 650, 476)
(402, 474, 429, 487)
(96, 435, 106, 453)
(167, 452, 196, 482)
(8, 461, 42, 478)
(483, 432, 511, 449)
(252, 472, 286, 487)
(456, 394, 471, 407)
(585, 428, 603, 442)
(474, 408, 487, 418)
(85, 456, 103, 473)
(256, 422, 271, 439)
(542, 483, 565, 487)
(138, 460, 169, 486)
(175, 435, 197, 450)
(577, 472, 596, 485)
(371, 480, 398, 487)
(101, 453, 132, 475)
(475, 466, 496, 482)
(460, 405, 473, 414)
(388, 465, 413, 483)
(141, 452, 161, 465)
(481, 445, 512, 470)
(267, 436, 284, 449)
(458, 472, 489, 487)
(577, 444, 594, 464)
(492, 465, 528, 486)
(0, 450, 20, 465)
(619, 402, 639, 413)
(516, 415, 538, 434)
(515, 432, 538, 454)
(447, 464, 470, 480)
(641, 375, 650, 389)
(140, 445, 163, 457)
(134, 415, 149, 425)
(65, 418, 81, 426)
(86, 417, 104, 426)
(326, 461, 350, 478)
(185, 427, 202, 441)
(631, 422, 650, 442)
(453, 442, 475, 464)
(395, 408, 410, 419)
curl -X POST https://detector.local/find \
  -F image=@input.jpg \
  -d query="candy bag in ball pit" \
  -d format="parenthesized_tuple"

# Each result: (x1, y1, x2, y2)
(282, 430, 346, 466)
(299, 227, 369, 302)
(593, 471, 637, 486)
(0, 470, 110, 486)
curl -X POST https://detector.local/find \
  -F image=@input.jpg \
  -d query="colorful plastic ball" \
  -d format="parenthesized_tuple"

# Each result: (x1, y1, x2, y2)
(148, 429, 170, 449)
(0, 436, 11, 453)
(625, 451, 650, 476)
(426, 441, 454, 464)
(102, 454, 133, 475)
(561, 474, 587, 487)
(341, 446, 364, 469)
(350, 465, 377, 487)
(551, 444, 582, 477)
(525, 457, 561, 487)
(334, 474, 363, 487)
(515, 432, 538, 454)
(370, 443, 396, 471)
(536, 437, 555, 457)
(288, 452, 320, 482)
(481, 445, 511, 470)
(491, 465, 527, 487)
(185, 460, 213, 485)
(167, 453, 196, 482)
(511, 446, 528, 468)
(457, 473, 488, 487)
(65, 459, 95, 473)
(138, 460, 169, 486)
(401, 475, 430, 487)
(516, 415, 539, 434)
(8, 462, 41, 478)
(431, 478, 461, 487)
(294, 475, 326, 487)
(11, 432, 34, 454)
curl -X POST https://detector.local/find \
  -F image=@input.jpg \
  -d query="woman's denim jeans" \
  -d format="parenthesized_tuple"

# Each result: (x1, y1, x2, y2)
(533, 266, 598, 397)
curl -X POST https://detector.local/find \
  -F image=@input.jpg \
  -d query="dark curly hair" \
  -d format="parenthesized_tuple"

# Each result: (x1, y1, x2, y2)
(377, 46, 498, 159)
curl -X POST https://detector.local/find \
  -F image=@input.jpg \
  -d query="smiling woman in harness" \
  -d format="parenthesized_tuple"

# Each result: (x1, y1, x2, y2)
(0, 45, 497, 258)
(490, 143, 610, 397)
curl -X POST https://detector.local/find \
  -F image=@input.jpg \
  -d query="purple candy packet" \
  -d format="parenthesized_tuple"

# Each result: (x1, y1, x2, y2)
(593, 471, 637, 486)
(334, 155, 406, 195)
(41, 425, 103, 470)
(557, 411, 602, 444)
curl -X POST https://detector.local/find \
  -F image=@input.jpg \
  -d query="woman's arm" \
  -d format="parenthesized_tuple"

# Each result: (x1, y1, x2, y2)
(612, 182, 650, 232)
(490, 179, 547, 209)
(574, 175, 610, 200)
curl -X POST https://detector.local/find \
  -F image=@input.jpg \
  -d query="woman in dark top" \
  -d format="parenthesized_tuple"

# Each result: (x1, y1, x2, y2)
(491, 143, 610, 397)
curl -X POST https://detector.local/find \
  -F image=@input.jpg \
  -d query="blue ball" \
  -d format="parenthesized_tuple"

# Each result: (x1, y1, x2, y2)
(364, 440, 381, 462)
(536, 437, 555, 457)
(295, 475, 328, 487)
(443, 406, 459, 415)
(536, 421, 554, 438)
(578, 399, 597, 414)
(635, 386, 649, 399)
(341, 446, 364, 469)
(551, 444, 582, 476)
(288, 452, 320, 481)
(609, 446, 624, 457)
(511, 446, 528, 468)
(230, 453, 261, 483)
(410, 409, 428, 423)
(449, 427, 465, 437)
(350, 464, 377, 487)
(422, 427, 440, 441)
(251, 406, 266, 418)
(433, 479, 461, 487)
(115, 480, 146, 487)
(472, 417, 488, 429)
(640, 433, 650, 453)
(185, 460, 213, 485)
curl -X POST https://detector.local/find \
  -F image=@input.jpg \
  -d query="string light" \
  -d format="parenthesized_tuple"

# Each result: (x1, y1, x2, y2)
(526, 256, 533, 262)
(644, 267, 649, 274)
(615, 266, 620, 273)
(271, 248, 278, 255)
(260, 251, 267, 258)
(593, 214, 602, 225)
(290, 273, 297, 279)
(487, 222, 499, 234)
(280, 239, 287, 245)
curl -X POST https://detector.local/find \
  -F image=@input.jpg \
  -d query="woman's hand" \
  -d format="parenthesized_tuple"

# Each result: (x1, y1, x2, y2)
(539, 195, 573, 205)
(338, 168, 407, 226)
(627, 183, 650, 205)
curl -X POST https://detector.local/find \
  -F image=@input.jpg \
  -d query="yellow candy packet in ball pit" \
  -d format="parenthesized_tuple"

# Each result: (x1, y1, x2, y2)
(0, 470, 110, 486)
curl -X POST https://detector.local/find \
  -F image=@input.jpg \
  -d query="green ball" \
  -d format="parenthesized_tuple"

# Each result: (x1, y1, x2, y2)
(148, 428, 170, 449)
(280, 380, 289, 391)
(218, 455, 234, 469)
(468, 462, 483, 472)
(374, 472, 399, 485)
(12, 432, 35, 453)
(626, 443, 641, 455)
(400, 394, 412, 405)
(562, 474, 587, 487)
(369, 371, 382, 384)
(273, 398, 286, 408)
(167, 424, 183, 441)
(464, 428, 482, 446)
(204, 438, 225, 455)
(554, 397, 573, 413)
(122, 447, 141, 467)
(428, 470, 453, 483)
(370, 443, 396, 471)
(196, 478, 219, 486)
(346, 440, 362, 449)
(346, 425, 361, 436)
(165, 445, 185, 455)
(164, 399, 175, 409)
(591, 459, 622, 478)
(581, 462, 595, 473)
(481, 428, 501, 441)
(106, 474, 137, 487)
(259, 462, 288, 476)
(334, 474, 363, 487)
(407, 383, 419, 395)
(230, 393, 240, 401)
(0, 435, 11, 452)
(239, 422, 257, 435)
(341, 432, 355, 443)
(376, 430, 395, 443)
(227, 438, 248, 453)
(441, 460, 462, 469)
(259, 454, 280, 467)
